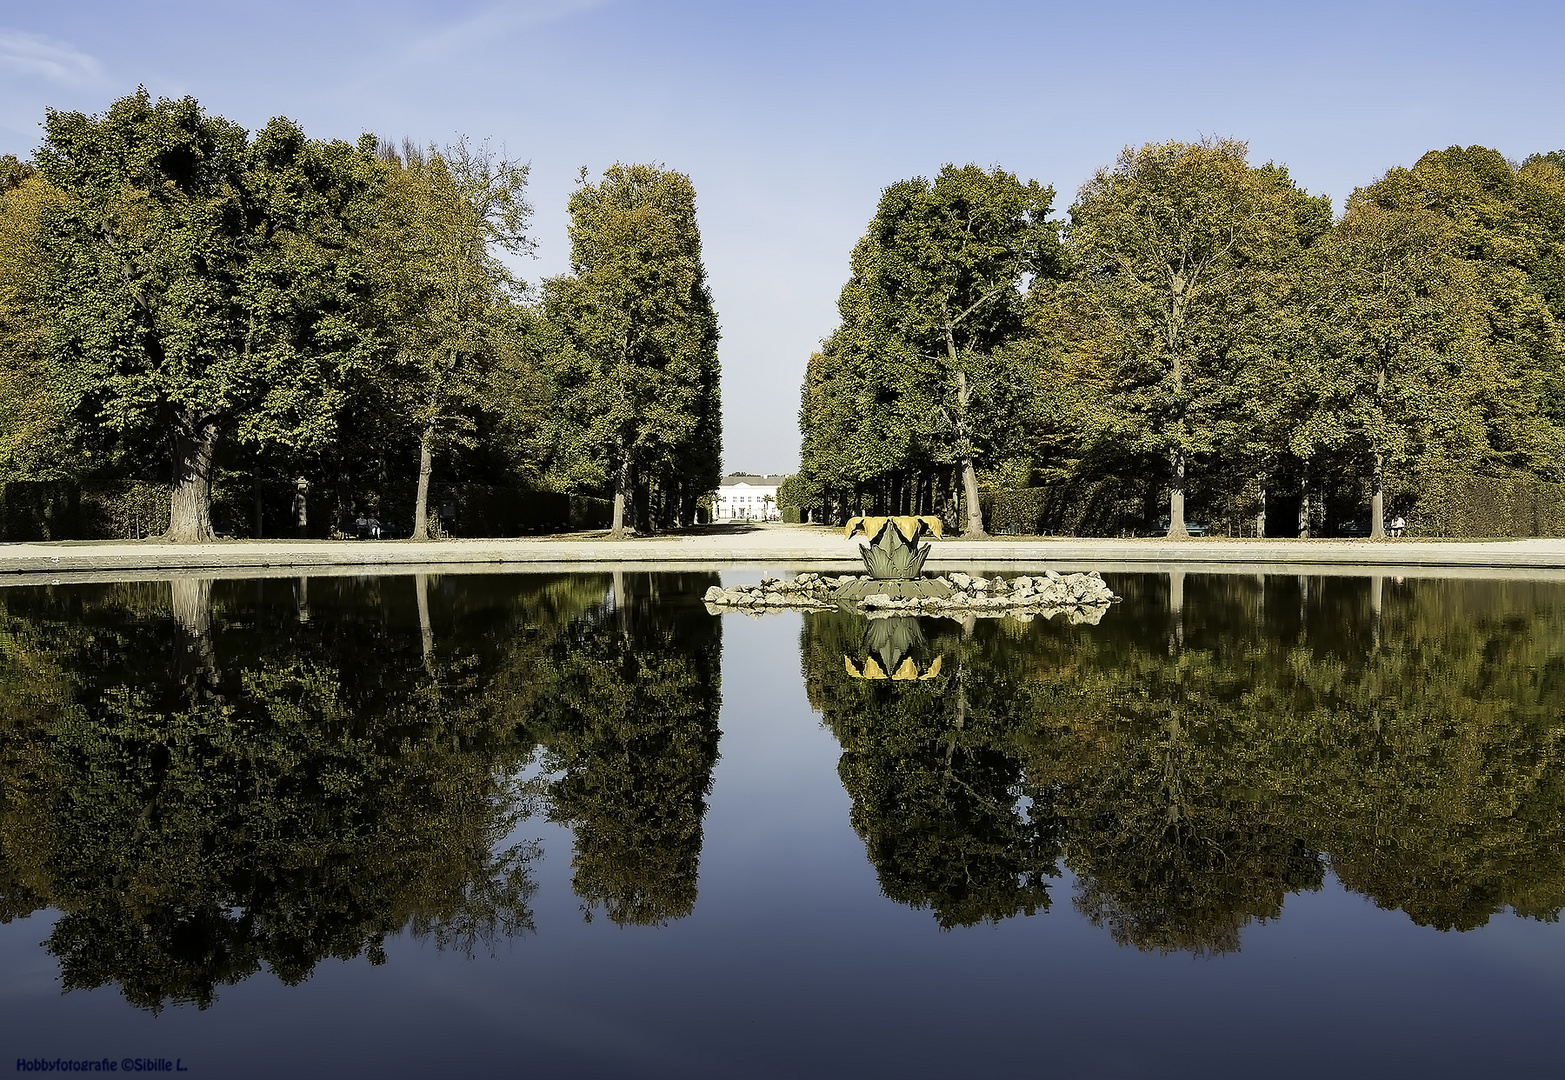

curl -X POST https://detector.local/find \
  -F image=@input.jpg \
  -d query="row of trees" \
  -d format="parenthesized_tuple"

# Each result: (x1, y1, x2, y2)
(795, 141, 1565, 537)
(0, 90, 722, 540)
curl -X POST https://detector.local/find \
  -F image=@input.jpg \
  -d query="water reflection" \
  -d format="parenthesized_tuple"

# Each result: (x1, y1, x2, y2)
(0, 572, 722, 1009)
(3, 568, 1564, 1016)
(803, 609, 1060, 929)
(531, 571, 723, 927)
(801, 573, 1565, 949)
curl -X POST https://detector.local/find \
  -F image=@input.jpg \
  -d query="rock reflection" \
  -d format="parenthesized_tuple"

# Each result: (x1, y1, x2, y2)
(802, 574, 1565, 950)
(0, 572, 723, 1009)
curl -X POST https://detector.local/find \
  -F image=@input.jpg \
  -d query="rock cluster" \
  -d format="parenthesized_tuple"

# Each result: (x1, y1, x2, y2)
(703, 570, 1118, 624)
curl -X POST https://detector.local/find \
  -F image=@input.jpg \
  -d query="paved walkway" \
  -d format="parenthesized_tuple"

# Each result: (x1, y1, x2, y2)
(5, 526, 1565, 582)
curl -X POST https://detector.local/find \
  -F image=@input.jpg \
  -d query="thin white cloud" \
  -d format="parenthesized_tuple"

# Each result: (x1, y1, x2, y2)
(0, 29, 107, 88)
(335, 0, 614, 97)
(405, 0, 614, 64)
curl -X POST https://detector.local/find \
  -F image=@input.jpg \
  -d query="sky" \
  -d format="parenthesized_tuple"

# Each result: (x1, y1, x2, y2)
(2, 0, 1561, 472)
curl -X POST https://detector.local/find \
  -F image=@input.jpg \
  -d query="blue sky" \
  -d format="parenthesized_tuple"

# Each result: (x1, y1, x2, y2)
(2, 0, 1561, 471)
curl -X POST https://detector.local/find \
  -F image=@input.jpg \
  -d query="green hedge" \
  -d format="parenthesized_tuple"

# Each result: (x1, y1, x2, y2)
(434, 485, 614, 536)
(968, 480, 1151, 537)
(1411, 474, 1565, 538)
(0, 481, 82, 541)
(1, 481, 175, 541)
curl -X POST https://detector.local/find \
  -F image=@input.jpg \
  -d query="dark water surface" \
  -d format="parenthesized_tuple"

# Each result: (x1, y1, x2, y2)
(2, 570, 1564, 1078)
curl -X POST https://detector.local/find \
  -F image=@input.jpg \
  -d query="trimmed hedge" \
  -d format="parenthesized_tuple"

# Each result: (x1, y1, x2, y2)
(1411, 474, 1565, 538)
(0, 482, 82, 541)
(434, 484, 614, 536)
(1, 481, 175, 541)
(968, 480, 1151, 537)
(0, 480, 613, 541)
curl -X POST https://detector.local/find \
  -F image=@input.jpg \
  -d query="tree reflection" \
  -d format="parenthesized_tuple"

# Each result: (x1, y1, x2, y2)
(529, 572, 723, 927)
(0, 574, 616, 1010)
(803, 610, 1060, 928)
(802, 574, 1565, 950)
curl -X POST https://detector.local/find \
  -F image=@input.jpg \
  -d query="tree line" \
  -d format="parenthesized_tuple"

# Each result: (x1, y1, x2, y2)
(0, 90, 721, 541)
(793, 141, 1565, 538)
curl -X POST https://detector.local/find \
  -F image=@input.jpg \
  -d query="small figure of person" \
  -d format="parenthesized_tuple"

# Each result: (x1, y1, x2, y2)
(1389, 515, 1405, 538)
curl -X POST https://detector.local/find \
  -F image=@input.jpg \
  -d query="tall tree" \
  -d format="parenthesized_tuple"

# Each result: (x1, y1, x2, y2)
(1065, 139, 1327, 537)
(0, 158, 73, 481)
(33, 90, 384, 541)
(1361, 147, 1565, 485)
(370, 138, 533, 540)
(543, 164, 721, 538)
(1292, 198, 1488, 537)
(816, 165, 1060, 535)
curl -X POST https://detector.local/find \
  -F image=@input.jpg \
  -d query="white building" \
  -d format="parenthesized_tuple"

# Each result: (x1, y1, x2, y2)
(713, 473, 788, 521)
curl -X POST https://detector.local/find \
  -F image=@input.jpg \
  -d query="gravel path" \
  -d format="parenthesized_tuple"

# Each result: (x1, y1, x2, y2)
(3, 525, 1565, 582)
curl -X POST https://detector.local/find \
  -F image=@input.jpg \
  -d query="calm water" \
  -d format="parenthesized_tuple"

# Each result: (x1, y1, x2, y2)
(2, 569, 1564, 1078)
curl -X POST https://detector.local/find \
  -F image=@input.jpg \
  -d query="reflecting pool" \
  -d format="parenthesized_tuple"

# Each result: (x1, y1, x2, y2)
(2, 570, 1564, 1078)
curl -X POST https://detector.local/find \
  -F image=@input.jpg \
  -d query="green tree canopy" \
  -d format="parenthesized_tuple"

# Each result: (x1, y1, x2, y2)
(542, 165, 721, 537)
(369, 137, 534, 539)
(800, 164, 1061, 532)
(33, 90, 386, 540)
(1060, 139, 1329, 537)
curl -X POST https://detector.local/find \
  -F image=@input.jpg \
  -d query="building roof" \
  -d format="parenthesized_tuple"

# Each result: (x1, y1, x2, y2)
(720, 473, 790, 486)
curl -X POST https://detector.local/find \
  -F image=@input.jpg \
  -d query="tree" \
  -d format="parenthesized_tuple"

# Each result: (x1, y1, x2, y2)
(1359, 148, 1565, 491)
(370, 138, 534, 540)
(1065, 139, 1327, 537)
(33, 90, 384, 540)
(1293, 198, 1488, 537)
(543, 165, 721, 538)
(0, 158, 73, 481)
(810, 165, 1061, 535)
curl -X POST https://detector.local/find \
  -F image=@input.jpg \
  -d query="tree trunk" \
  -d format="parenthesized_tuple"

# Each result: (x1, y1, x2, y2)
(1370, 452, 1386, 539)
(1297, 462, 1311, 539)
(1255, 473, 1267, 539)
(294, 576, 310, 624)
(1166, 445, 1190, 538)
(411, 423, 434, 540)
(165, 418, 220, 543)
(1169, 569, 1186, 651)
(959, 458, 986, 537)
(293, 476, 310, 538)
(609, 448, 631, 539)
